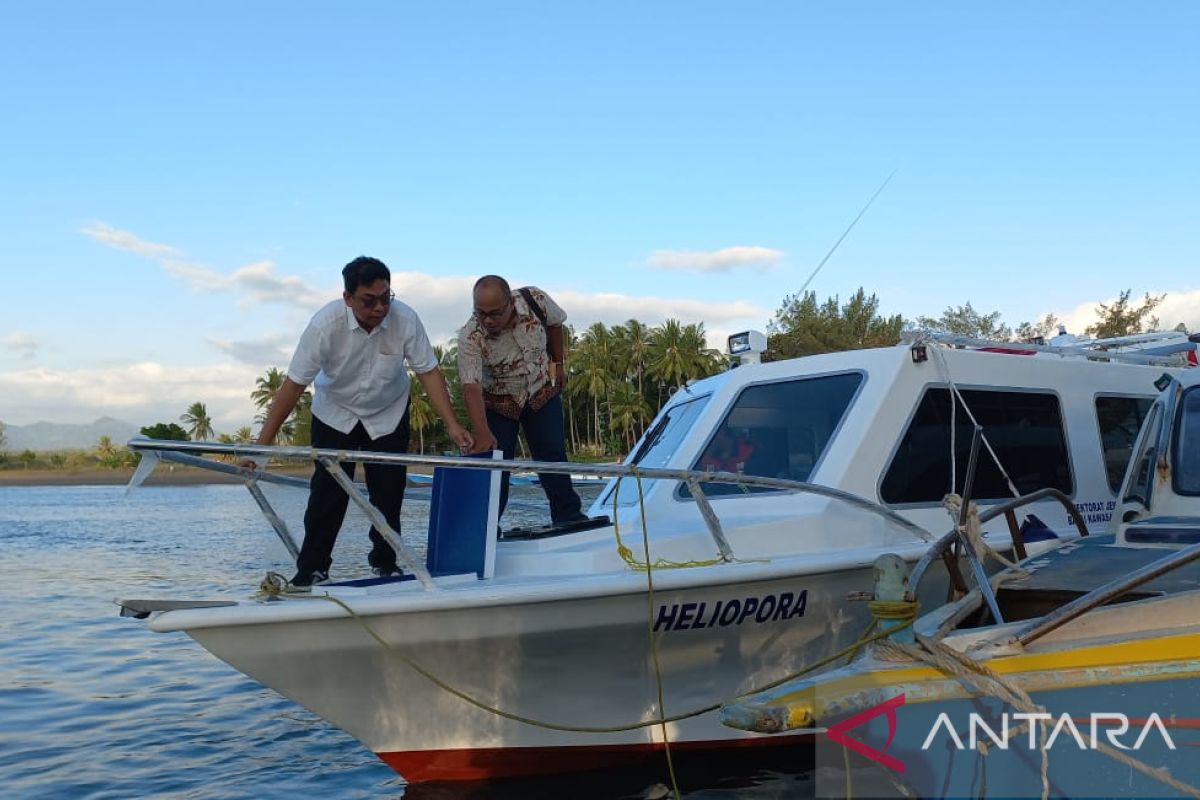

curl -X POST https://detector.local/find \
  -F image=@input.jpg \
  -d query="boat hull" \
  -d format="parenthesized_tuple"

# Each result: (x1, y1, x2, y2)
(182, 564, 933, 783)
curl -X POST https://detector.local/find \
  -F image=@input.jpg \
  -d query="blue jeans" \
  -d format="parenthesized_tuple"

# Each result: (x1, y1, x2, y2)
(487, 393, 583, 524)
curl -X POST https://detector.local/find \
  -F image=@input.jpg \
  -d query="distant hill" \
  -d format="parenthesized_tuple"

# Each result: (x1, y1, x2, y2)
(2, 417, 140, 451)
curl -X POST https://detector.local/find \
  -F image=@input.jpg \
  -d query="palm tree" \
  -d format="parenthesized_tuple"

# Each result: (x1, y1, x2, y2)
(408, 375, 434, 453)
(95, 435, 121, 468)
(571, 324, 613, 449)
(251, 367, 286, 412)
(291, 390, 313, 445)
(234, 426, 254, 443)
(613, 319, 652, 429)
(251, 367, 310, 445)
(180, 402, 214, 441)
(608, 383, 652, 449)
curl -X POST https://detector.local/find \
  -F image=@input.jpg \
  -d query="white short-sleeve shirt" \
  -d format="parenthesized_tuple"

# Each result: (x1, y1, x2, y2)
(287, 299, 439, 439)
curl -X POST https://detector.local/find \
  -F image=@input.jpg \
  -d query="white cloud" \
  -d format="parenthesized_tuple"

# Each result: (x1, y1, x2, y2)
(229, 261, 330, 309)
(161, 259, 233, 292)
(207, 333, 297, 367)
(647, 246, 784, 273)
(1, 330, 39, 358)
(84, 222, 329, 311)
(80, 222, 180, 259)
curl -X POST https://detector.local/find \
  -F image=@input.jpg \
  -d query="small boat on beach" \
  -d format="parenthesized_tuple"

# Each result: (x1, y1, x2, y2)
(722, 362, 1200, 798)
(117, 331, 1196, 785)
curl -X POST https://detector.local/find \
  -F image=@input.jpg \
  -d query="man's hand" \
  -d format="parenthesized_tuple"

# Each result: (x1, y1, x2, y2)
(238, 457, 259, 471)
(448, 423, 474, 452)
(551, 361, 568, 389)
(468, 427, 498, 454)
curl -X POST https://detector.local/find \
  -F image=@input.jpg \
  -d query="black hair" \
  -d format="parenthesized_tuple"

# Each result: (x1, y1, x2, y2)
(473, 274, 512, 300)
(342, 256, 391, 293)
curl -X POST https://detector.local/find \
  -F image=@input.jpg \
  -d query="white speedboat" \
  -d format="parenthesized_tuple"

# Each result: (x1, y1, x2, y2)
(118, 332, 1195, 784)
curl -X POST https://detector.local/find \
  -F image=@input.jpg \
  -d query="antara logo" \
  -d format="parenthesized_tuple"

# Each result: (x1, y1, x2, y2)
(822, 695, 1178, 775)
(922, 712, 1177, 752)
(825, 694, 907, 773)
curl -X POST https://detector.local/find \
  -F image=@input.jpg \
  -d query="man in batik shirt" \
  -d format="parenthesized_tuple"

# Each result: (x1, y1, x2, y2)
(458, 275, 585, 525)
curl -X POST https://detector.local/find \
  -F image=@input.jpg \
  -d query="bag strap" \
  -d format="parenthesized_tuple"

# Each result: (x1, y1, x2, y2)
(517, 287, 554, 357)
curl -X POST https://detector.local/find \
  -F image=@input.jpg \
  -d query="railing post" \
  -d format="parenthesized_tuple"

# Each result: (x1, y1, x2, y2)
(318, 457, 439, 592)
(684, 477, 735, 562)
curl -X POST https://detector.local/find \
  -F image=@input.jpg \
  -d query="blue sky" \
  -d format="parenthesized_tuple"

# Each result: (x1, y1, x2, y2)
(2, 2, 1198, 431)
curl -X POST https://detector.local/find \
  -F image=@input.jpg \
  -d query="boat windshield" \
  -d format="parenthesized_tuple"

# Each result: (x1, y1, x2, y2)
(599, 394, 711, 507)
(1174, 386, 1200, 496)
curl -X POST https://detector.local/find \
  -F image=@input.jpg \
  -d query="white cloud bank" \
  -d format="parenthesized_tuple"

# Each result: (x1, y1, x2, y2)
(0, 361, 263, 432)
(647, 246, 784, 273)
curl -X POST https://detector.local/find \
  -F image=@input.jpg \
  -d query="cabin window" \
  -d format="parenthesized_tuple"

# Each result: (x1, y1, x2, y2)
(1095, 395, 1154, 492)
(679, 371, 863, 498)
(601, 393, 712, 507)
(1173, 387, 1200, 496)
(881, 388, 1073, 504)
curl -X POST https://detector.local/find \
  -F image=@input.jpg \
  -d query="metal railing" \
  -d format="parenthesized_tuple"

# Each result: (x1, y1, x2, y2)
(126, 436, 938, 591)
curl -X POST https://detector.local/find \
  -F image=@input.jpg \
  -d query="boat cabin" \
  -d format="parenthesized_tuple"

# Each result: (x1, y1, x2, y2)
(579, 337, 1188, 564)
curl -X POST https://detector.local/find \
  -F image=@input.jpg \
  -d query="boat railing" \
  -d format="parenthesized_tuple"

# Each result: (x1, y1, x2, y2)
(125, 437, 937, 591)
(914, 331, 1194, 367)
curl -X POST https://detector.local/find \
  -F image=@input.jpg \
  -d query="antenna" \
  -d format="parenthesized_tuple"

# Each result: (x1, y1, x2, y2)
(796, 170, 896, 297)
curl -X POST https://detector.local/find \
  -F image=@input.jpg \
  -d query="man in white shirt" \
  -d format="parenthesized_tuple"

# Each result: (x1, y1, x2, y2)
(251, 256, 472, 587)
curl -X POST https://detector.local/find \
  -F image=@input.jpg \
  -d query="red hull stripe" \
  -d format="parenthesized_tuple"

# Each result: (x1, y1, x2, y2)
(379, 733, 814, 783)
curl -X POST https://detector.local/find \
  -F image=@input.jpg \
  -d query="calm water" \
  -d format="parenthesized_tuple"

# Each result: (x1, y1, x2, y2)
(1, 482, 814, 799)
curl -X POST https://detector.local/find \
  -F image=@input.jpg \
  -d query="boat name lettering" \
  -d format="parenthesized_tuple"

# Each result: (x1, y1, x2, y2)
(653, 590, 808, 632)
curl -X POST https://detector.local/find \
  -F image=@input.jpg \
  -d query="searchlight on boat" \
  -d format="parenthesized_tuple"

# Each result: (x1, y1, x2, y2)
(727, 330, 767, 366)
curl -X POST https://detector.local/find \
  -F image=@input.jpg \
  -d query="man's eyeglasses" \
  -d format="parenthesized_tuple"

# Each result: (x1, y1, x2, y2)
(357, 291, 395, 309)
(475, 299, 512, 320)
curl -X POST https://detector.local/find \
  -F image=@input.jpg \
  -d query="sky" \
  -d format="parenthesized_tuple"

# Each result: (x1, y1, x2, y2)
(2, 2, 1198, 432)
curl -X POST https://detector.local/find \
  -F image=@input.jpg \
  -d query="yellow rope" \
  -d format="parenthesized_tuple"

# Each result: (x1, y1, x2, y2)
(610, 471, 723, 570)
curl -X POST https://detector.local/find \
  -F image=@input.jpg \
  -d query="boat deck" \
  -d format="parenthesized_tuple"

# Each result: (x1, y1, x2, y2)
(997, 533, 1200, 620)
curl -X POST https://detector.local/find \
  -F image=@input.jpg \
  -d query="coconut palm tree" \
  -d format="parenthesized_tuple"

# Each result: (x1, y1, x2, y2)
(234, 426, 254, 443)
(251, 367, 310, 445)
(408, 374, 434, 453)
(180, 402, 214, 441)
(608, 383, 652, 450)
(571, 324, 613, 449)
(251, 367, 286, 412)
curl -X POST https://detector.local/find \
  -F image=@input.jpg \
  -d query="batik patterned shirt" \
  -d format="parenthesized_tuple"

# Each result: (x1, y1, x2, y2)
(457, 286, 567, 418)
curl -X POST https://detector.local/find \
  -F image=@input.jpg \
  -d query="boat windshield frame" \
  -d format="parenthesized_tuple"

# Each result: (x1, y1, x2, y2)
(599, 392, 714, 508)
(1172, 383, 1200, 496)
(1122, 399, 1165, 508)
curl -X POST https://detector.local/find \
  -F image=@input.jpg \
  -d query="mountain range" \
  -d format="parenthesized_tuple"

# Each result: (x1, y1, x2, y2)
(2, 417, 140, 452)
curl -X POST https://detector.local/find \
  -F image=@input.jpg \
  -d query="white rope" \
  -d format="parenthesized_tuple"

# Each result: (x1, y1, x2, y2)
(927, 339, 1022, 499)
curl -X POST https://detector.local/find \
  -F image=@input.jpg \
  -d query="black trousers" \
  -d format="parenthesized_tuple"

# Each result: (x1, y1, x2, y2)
(297, 410, 410, 576)
(486, 393, 582, 524)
